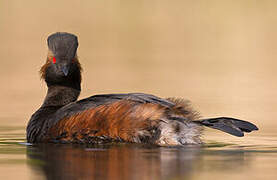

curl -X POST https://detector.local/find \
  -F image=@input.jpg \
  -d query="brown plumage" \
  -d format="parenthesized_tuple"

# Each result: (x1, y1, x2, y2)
(46, 100, 164, 143)
(45, 99, 201, 144)
(26, 32, 258, 146)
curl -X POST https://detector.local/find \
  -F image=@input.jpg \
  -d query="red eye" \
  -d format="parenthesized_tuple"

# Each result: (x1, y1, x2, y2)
(53, 57, 56, 64)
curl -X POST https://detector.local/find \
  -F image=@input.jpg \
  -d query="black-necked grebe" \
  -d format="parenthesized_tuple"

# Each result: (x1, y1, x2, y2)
(27, 32, 258, 146)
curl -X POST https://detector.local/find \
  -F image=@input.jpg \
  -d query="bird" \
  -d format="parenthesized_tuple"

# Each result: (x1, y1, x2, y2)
(26, 32, 258, 146)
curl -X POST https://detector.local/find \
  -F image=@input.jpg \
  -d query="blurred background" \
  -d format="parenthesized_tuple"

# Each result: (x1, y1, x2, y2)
(0, 0, 276, 179)
(1, 0, 275, 128)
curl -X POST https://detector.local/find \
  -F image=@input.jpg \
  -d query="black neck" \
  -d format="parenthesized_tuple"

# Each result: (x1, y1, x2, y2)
(44, 64, 82, 91)
(42, 85, 80, 107)
(42, 61, 82, 106)
(27, 62, 82, 143)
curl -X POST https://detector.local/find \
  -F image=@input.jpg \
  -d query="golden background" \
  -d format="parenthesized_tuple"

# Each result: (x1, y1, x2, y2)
(0, 1, 275, 130)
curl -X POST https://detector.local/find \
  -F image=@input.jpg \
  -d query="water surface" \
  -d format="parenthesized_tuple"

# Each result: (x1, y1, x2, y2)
(1, 126, 276, 180)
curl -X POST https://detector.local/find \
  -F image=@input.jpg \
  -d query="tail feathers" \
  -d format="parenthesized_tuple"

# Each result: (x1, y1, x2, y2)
(195, 117, 258, 137)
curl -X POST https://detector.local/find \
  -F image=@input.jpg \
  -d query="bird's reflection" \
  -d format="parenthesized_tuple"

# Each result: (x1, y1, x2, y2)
(27, 143, 202, 180)
(27, 143, 252, 180)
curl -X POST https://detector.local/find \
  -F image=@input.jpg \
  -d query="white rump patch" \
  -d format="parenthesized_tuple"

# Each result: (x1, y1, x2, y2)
(156, 121, 202, 146)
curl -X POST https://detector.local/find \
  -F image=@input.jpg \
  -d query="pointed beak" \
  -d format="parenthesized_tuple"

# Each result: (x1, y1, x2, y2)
(61, 65, 69, 76)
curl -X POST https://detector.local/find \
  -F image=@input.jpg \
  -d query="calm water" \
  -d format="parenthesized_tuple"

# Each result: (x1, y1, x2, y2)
(1, 125, 276, 180)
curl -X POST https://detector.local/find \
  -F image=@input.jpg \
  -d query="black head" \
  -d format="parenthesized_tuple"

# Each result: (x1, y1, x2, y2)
(42, 32, 82, 90)
(47, 32, 78, 76)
